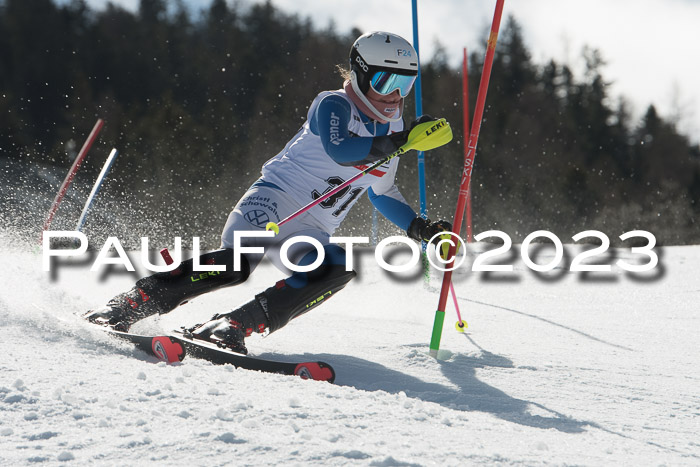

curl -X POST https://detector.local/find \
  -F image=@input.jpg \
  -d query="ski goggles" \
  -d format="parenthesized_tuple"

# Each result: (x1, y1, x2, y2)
(369, 71, 416, 97)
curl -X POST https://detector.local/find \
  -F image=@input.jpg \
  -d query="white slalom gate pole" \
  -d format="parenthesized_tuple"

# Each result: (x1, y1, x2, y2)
(76, 148, 119, 232)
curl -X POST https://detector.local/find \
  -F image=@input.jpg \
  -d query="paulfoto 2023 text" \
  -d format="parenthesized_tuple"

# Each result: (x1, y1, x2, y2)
(41, 229, 658, 274)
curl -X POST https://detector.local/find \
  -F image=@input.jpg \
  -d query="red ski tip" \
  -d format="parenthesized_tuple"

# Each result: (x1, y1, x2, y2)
(151, 337, 185, 363)
(294, 362, 335, 383)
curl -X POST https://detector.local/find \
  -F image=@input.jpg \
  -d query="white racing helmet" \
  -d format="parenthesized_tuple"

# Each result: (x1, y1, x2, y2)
(349, 31, 418, 122)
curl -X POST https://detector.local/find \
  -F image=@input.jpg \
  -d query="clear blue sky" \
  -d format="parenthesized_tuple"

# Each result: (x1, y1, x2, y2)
(76, 0, 700, 141)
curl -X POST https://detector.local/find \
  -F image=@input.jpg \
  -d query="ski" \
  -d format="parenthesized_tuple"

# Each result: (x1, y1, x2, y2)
(100, 328, 335, 383)
(106, 330, 187, 363)
(170, 330, 335, 383)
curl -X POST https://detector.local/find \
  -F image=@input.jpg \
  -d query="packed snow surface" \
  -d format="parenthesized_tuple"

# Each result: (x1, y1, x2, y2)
(1, 235, 698, 466)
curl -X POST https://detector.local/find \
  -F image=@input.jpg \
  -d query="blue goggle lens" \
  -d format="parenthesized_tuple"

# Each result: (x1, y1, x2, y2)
(369, 71, 416, 97)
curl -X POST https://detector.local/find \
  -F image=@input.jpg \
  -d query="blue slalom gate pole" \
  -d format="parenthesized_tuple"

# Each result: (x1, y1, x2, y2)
(76, 148, 119, 232)
(412, 0, 431, 284)
(411, 0, 427, 219)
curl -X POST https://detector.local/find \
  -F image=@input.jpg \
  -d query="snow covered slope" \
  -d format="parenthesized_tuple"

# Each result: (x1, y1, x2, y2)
(1, 234, 698, 466)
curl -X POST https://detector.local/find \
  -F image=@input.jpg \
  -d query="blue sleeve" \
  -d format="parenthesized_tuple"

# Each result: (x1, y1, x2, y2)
(368, 187, 417, 231)
(311, 94, 383, 166)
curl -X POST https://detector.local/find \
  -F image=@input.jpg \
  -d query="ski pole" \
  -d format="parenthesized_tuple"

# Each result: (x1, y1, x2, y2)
(449, 281, 467, 331)
(266, 118, 453, 234)
(430, 0, 504, 357)
(437, 236, 468, 332)
(446, 46, 473, 333)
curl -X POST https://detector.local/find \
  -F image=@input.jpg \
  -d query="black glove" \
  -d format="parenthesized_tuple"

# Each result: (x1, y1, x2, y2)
(407, 217, 453, 242)
(368, 114, 439, 159)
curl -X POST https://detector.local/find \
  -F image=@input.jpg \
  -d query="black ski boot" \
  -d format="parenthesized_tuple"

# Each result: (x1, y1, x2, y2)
(84, 285, 161, 332)
(186, 296, 270, 355)
(85, 249, 250, 331)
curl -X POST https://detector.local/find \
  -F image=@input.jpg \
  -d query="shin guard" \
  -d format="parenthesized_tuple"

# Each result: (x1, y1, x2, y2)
(224, 246, 356, 336)
(116, 249, 250, 321)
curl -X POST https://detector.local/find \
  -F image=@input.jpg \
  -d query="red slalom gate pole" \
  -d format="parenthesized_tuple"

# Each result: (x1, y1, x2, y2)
(429, 0, 504, 357)
(462, 47, 473, 244)
(41, 118, 104, 239)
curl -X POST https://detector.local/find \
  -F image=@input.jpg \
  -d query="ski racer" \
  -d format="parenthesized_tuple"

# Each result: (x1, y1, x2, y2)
(85, 31, 452, 354)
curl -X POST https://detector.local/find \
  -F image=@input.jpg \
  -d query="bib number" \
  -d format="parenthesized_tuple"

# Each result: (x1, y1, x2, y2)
(311, 176, 363, 217)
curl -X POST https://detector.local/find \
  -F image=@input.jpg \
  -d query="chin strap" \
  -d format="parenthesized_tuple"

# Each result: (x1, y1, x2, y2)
(348, 72, 403, 123)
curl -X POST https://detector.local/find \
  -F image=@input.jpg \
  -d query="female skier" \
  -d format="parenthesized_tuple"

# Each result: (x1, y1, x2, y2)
(86, 31, 452, 354)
